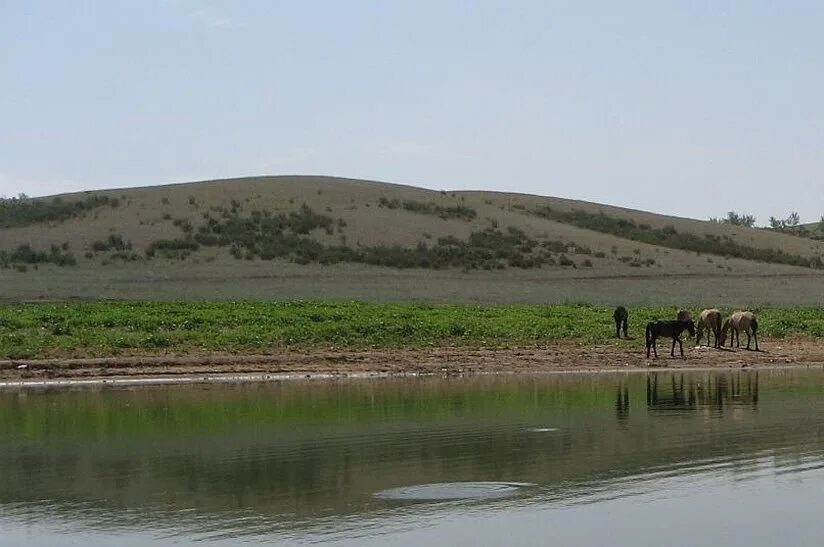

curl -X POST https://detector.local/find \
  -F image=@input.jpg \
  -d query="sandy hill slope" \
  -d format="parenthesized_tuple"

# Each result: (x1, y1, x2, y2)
(1, 175, 822, 305)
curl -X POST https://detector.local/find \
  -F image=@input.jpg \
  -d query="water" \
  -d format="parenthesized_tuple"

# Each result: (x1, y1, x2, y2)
(1, 368, 824, 545)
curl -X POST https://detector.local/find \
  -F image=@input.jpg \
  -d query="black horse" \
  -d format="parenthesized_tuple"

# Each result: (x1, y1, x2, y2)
(613, 306, 629, 338)
(645, 319, 696, 358)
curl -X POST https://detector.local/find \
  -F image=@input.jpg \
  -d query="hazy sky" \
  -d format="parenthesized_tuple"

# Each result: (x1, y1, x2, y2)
(2, 1, 822, 224)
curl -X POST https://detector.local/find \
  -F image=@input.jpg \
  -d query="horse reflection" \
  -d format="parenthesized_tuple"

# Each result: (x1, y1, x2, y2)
(646, 371, 759, 413)
(615, 383, 630, 421)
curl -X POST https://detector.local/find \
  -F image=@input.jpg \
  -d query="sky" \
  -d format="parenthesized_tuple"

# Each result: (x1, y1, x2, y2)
(1, 1, 822, 224)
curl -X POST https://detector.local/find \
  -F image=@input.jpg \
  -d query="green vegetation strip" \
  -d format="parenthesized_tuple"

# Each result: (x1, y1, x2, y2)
(1, 302, 824, 359)
(532, 206, 824, 268)
(0, 193, 120, 228)
(181, 204, 586, 269)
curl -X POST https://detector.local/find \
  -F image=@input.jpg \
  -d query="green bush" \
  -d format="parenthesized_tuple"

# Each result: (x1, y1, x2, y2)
(0, 194, 119, 228)
(158, 204, 605, 271)
(401, 200, 477, 221)
(532, 206, 821, 269)
(91, 234, 131, 253)
(0, 243, 76, 267)
(145, 238, 199, 259)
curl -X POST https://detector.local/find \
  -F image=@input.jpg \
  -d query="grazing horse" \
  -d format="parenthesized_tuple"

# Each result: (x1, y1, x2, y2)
(720, 311, 759, 350)
(696, 309, 723, 348)
(613, 306, 629, 338)
(646, 319, 696, 358)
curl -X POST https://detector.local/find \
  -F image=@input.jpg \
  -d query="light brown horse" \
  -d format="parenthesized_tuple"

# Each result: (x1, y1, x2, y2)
(720, 311, 759, 351)
(696, 309, 723, 348)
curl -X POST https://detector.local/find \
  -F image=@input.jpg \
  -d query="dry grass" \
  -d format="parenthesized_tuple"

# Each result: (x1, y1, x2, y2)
(1, 258, 823, 306)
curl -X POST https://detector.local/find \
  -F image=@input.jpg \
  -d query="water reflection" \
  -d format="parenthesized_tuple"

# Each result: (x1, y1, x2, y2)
(615, 382, 630, 422)
(646, 371, 760, 413)
(0, 368, 823, 545)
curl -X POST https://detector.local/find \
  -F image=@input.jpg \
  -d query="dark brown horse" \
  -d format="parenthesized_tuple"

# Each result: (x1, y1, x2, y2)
(613, 306, 628, 338)
(645, 319, 696, 358)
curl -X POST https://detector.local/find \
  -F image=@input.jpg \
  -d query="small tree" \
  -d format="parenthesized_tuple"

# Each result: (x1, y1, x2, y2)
(710, 211, 756, 227)
(727, 211, 756, 227)
(770, 211, 805, 235)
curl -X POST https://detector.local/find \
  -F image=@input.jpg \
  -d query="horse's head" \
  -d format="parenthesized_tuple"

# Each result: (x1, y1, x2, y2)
(718, 318, 731, 345)
(686, 320, 696, 338)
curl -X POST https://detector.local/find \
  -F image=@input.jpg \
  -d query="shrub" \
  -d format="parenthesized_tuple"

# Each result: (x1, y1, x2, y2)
(532, 206, 820, 269)
(163, 203, 597, 271)
(0, 244, 76, 268)
(91, 234, 131, 253)
(401, 200, 477, 221)
(709, 211, 756, 227)
(0, 194, 119, 228)
(145, 238, 199, 259)
(378, 197, 401, 209)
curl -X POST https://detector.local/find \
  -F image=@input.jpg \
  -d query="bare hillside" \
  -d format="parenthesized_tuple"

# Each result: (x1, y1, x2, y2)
(1, 175, 822, 304)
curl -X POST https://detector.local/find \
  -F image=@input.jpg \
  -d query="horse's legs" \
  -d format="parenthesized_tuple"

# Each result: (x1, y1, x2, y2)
(647, 336, 658, 358)
(746, 330, 751, 350)
(754, 330, 759, 351)
(678, 337, 684, 357)
(622, 320, 628, 338)
(670, 337, 676, 357)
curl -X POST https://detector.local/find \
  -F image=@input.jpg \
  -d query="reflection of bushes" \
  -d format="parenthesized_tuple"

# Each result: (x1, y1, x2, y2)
(378, 197, 477, 221)
(0, 194, 119, 228)
(532, 206, 822, 269)
(0, 244, 76, 268)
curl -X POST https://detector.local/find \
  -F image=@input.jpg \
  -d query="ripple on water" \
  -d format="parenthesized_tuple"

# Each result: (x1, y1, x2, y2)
(374, 482, 533, 501)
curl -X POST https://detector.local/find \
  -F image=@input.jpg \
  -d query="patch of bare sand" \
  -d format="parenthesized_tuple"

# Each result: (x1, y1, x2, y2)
(0, 338, 821, 384)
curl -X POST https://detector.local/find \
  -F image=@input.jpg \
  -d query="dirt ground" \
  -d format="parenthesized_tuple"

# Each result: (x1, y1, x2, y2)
(1, 338, 822, 384)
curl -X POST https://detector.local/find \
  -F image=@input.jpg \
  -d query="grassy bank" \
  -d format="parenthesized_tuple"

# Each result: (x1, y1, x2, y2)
(2, 301, 824, 360)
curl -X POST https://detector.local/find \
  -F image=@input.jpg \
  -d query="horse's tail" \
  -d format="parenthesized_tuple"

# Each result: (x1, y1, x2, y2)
(751, 316, 758, 333)
(645, 322, 653, 347)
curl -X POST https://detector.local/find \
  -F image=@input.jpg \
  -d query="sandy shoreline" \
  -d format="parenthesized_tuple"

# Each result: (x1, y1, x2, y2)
(1, 338, 822, 387)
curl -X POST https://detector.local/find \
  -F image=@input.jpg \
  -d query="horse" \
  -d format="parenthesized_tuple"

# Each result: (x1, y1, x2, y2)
(613, 306, 628, 338)
(720, 311, 759, 351)
(645, 319, 696, 358)
(696, 309, 723, 348)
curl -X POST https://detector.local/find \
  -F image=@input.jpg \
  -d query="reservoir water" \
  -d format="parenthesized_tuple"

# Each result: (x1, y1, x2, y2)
(2, 368, 824, 545)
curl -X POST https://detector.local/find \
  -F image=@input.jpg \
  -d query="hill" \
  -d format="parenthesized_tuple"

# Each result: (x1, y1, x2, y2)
(1, 175, 823, 306)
